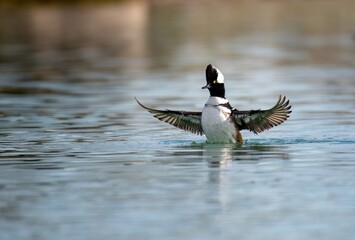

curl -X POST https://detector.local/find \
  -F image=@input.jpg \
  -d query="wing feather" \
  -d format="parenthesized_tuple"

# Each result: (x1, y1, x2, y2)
(233, 95, 292, 134)
(135, 98, 204, 135)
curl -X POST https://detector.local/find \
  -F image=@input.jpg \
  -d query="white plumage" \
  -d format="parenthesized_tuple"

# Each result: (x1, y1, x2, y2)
(201, 97, 237, 143)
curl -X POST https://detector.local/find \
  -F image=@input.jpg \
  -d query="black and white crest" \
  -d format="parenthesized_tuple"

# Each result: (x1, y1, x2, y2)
(205, 64, 224, 84)
(203, 64, 226, 98)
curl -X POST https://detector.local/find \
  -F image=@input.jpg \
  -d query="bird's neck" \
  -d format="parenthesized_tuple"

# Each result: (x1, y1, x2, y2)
(209, 86, 225, 98)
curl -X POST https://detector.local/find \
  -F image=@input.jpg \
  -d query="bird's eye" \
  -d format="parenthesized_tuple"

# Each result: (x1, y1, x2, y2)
(213, 80, 217, 84)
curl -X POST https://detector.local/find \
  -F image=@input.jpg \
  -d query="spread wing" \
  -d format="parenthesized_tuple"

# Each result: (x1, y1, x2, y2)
(233, 95, 292, 134)
(135, 98, 204, 135)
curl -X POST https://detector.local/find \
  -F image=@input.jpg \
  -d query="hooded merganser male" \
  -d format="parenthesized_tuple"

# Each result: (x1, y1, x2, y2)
(136, 64, 292, 143)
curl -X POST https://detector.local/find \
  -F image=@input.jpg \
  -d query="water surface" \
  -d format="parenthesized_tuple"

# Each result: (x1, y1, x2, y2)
(0, 1, 355, 240)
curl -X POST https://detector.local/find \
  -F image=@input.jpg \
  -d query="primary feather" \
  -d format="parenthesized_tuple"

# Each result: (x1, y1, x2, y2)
(135, 98, 204, 135)
(233, 95, 292, 134)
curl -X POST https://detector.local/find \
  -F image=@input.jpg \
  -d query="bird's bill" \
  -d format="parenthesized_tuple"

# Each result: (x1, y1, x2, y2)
(202, 83, 211, 89)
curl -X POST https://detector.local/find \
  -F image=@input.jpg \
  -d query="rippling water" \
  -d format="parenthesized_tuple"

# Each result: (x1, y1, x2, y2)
(0, 1, 355, 240)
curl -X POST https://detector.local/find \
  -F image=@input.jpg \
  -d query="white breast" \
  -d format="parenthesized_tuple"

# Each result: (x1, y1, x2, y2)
(201, 97, 237, 143)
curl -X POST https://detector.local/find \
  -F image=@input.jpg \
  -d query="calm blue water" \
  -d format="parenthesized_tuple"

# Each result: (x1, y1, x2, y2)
(0, 1, 355, 240)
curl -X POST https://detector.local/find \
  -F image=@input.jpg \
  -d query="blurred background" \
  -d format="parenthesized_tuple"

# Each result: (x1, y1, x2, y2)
(0, 1, 354, 240)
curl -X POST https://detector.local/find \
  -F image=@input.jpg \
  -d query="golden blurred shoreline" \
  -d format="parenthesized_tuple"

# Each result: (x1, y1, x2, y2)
(0, 0, 125, 8)
(0, 0, 353, 7)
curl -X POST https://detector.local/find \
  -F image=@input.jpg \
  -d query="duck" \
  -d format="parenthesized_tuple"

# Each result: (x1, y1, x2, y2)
(136, 64, 291, 143)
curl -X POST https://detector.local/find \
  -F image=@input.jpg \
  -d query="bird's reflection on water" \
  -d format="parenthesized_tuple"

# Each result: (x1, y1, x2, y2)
(172, 141, 290, 168)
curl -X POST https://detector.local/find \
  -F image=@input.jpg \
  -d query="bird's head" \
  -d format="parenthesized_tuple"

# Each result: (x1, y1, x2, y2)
(202, 64, 225, 98)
